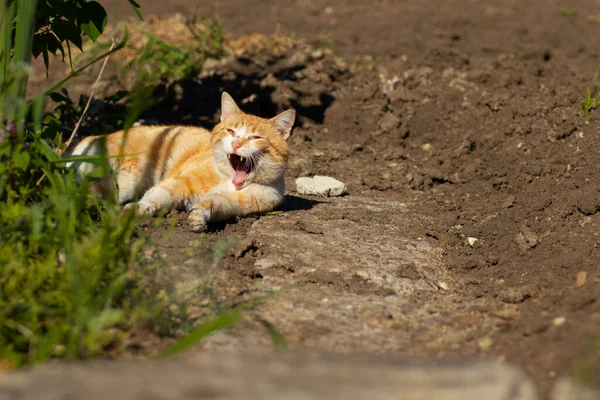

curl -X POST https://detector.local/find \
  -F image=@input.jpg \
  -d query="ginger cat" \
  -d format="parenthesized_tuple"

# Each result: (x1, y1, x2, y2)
(69, 92, 295, 232)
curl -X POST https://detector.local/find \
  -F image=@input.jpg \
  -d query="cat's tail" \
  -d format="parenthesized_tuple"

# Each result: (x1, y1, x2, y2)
(64, 136, 102, 175)
(64, 136, 119, 200)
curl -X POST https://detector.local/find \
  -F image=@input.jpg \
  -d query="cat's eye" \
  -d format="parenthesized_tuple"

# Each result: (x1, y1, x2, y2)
(248, 135, 261, 140)
(226, 128, 235, 135)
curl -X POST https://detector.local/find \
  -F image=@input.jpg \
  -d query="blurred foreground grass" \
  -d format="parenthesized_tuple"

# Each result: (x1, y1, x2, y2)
(0, 0, 239, 368)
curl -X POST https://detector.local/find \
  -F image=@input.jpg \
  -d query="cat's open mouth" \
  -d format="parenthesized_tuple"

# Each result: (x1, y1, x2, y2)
(228, 154, 253, 187)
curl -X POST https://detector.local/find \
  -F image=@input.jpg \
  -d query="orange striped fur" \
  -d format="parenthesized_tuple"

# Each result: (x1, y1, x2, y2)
(69, 92, 295, 232)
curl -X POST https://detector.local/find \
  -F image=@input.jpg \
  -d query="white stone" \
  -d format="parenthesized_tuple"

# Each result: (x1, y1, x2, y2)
(295, 175, 347, 197)
(467, 237, 479, 247)
(421, 143, 432, 151)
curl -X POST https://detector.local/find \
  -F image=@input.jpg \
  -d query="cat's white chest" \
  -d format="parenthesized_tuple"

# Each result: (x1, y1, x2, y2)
(210, 181, 237, 195)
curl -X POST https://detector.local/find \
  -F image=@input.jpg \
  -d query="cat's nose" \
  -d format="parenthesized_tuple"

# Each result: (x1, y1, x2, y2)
(232, 142, 241, 152)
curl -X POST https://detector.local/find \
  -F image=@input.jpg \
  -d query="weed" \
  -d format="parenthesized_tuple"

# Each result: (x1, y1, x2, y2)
(0, 0, 164, 368)
(1, 1, 282, 369)
(581, 69, 600, 117)
(571, 329, 600, 386)
(158, 310, 242, 359)
(186, 14, 225, 60)
(125, 15, 225, 84)
(581, 89, 599, 117)
(259, 318, 288, 352)
(155, 238, 289, 358)
(69, 13, 227, 89)
(158, 296, 289, 359)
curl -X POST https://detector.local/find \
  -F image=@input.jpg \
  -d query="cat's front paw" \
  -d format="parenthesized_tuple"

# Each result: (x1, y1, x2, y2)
(188, 207, 209, 232)
(121, 201, 156, 216)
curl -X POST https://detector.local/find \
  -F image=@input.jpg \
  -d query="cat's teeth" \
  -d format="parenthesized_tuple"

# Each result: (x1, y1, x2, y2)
(240, 156, 245, 162)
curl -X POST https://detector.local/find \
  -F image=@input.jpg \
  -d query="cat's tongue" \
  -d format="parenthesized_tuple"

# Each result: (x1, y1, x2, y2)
(232, 169, 247, 186)
(230, 154, 249, 187)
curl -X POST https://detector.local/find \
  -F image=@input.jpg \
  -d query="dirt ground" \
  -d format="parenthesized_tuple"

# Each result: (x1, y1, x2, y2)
(31, 0, 600, 398)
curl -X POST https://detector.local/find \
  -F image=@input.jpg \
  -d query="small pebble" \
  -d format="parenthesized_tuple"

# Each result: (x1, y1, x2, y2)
(575, 271, 587, 288)
(467, 237, 479, 247)
(502, 195, 515, 208)
(514, 227, 538, 251)
(310, 49, 324, 60)
(478, 336, 494, 351)
(493, 309, 521, 320)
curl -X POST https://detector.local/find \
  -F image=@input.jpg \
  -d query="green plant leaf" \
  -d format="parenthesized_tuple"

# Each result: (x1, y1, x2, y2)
(42, 45, 50, 76)
(29, 205, 43, 246)
(211, 237, 236, 268)
(49, 91, 69, 103)
(52, 19, 83, 51)
(45, 32, 65, 59)
(12, 150, 30, 171)
(85, 165, 108, 179)
(258, 318, 288, 351)
(37, 138, 61, 162)
(127, 0, 143, 21)
(78, 1, 107, 42)
(41, 29, 129, 96)
(104, 90, 129, 103)
(87, 309, 124, 334)
(31, 33, 43, 59)
(55, 152, 143, 164)
(32, 94, 44, 131)
(158, 311, 241, 359)
(49, 0, 79, 22)
(32, 31, 65, 72)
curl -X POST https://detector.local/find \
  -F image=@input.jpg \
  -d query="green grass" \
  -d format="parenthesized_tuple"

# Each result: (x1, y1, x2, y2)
(70, 12, 226, 89)
(158, 310, 242, 359)
(159, 293, 289, 359)
(561, 8, 576, 18)
(571, 329, 600, 387)
(0, 3, 284, 368)
(0, 1, 217, 368)
(582, 88, 600, 117)
(127, 15, 225, 84)
(0, 0, 164, 367)
(582, 69, 600, 117)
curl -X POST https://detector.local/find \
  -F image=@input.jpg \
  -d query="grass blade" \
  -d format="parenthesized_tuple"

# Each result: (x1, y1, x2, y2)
(9, 0, 37, 106)
(51, 153, 144, 164)
(0, 0, 13, 121)
(258, 318, 288, 351)
(158, 311, 242, 359)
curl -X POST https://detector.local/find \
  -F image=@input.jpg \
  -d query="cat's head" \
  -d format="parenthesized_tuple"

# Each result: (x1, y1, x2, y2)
(211, 92, 295, 189)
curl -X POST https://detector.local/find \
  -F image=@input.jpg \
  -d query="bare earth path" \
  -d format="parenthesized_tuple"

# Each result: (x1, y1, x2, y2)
(9, 0, 600, 399)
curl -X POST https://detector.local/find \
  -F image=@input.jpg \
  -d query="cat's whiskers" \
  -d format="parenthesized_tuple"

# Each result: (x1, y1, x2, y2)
(249, 153, 259, 173)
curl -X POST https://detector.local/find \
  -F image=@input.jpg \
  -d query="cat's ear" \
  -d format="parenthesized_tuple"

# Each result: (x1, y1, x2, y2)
(221, 92, 240, 122)
(271, 109, 296, 140)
